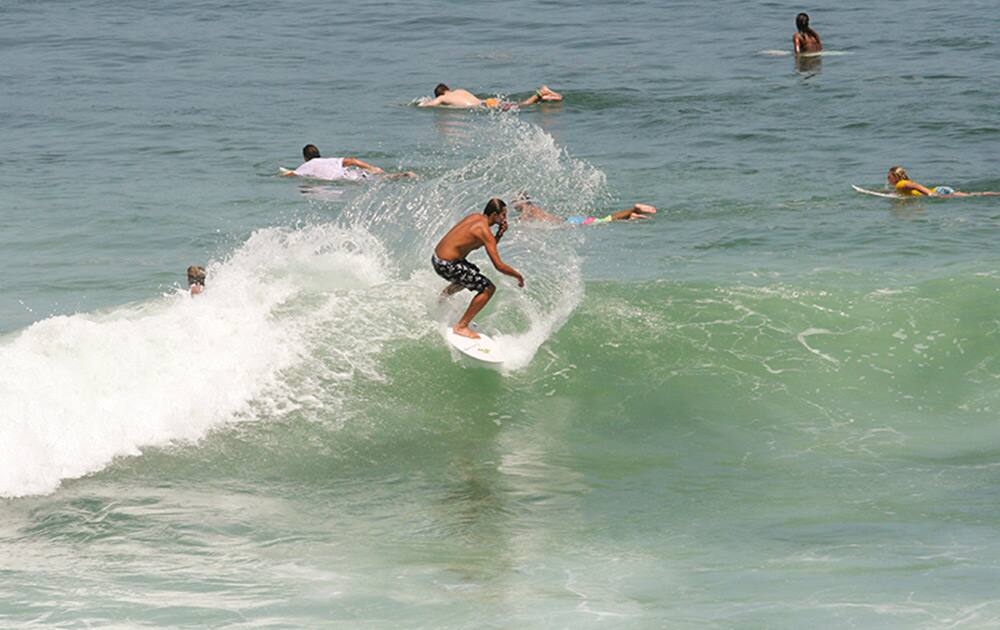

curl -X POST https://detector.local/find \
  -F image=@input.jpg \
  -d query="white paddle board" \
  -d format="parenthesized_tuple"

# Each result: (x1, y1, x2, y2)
(446, 326, 505, 364)
(852, 185, 902, 199)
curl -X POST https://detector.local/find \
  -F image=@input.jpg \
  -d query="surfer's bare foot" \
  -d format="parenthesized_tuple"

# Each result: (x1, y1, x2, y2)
(537, 85, 563, 101)
(452, 325, 480, 339)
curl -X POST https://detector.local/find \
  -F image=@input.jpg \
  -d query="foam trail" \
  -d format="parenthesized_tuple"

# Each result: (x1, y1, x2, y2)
(0, 223, 397, 497)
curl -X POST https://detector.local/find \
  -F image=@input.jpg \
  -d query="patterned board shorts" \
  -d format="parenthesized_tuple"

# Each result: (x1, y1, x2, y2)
(432, 255, 494, 293)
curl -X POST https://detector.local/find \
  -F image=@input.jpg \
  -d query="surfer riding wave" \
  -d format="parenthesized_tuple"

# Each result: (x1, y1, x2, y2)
(432, 198, 524, 339)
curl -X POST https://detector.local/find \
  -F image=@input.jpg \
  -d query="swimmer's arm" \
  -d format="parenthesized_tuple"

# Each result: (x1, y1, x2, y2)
(417, 95, 446, 107)
(280, 168, 298, 177)
(898, 180, 934, 196)
(793, 33, 802, 55)
(480, 225, 524, 287)
(343, 158, 384, 174)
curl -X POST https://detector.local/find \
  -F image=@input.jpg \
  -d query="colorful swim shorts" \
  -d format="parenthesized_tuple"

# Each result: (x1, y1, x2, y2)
(432, 255, 494, 293)
(932, 186, 955, 195)
(565, 215, 613, 226)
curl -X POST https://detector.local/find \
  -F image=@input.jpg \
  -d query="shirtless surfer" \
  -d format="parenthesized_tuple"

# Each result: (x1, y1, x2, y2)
(513, 195, 657, 224)
(432, 198, 524, 339)
(418, 84, 562, 109)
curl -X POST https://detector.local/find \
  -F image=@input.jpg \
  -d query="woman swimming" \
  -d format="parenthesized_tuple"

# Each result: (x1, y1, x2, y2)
(887, 166, 1000, 197)
(793, 13, 822, 55)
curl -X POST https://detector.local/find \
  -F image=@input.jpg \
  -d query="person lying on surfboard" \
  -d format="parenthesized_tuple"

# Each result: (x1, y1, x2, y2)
(280, 144, 415, 181)
(793, 12, 822, 55)
(888, 166, 1000, 197)
(417, 83, 562, 109)
(512, 194, 657, 224)
(432, 198, 524, 340)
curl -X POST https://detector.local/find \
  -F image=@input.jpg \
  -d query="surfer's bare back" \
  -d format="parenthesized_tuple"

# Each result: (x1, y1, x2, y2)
(432, 198, 524, 339)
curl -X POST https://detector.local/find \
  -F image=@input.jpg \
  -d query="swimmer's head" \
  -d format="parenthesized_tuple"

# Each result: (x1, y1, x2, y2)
(302, 144, 321, 161)
(511, 191, 532, 212)
(434, 83, 450, 98)
(483, 197, 507, 219)
(888, 165, 908, 183)
(187, 265, 206, 287)
(795, 12, 811, 32)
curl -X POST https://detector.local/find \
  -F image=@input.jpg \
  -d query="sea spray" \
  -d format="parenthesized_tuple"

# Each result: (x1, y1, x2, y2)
(0, 115, 607, 496)
(0, 223, 415, 497)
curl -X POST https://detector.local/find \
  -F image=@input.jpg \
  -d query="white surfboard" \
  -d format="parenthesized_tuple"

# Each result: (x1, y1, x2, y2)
(446, 326, 505, 364)
(852, 185, 902, 199)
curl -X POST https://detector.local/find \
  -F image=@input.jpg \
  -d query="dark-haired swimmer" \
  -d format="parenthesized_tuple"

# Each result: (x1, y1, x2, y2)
(793, 12, 822, 55)
(187, 265, 206, 295)
(513, 195, 657, 224)
(432, 198, 524, 339)
(281, 144, 415, 180)
(418, 84, 562, 109)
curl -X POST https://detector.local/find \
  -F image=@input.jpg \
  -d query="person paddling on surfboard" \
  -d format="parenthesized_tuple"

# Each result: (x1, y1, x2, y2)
(280, 144, 415, 181)
(512, 193, 657, 224)
(432, 198, 524, 340)
(887, 166, 1000, 197)
(793, 12, 822, 55)
(417, 83, 562, 109)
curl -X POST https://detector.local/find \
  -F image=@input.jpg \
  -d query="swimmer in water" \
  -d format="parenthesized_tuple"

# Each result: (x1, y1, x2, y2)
(887, 166, 1000, 197)
(281, 144, 415, 181)
(793, 12, 822, 55)
(187, 265, 206, 295)
(512, 194, 657, 224)
(417, 84, 563, 109)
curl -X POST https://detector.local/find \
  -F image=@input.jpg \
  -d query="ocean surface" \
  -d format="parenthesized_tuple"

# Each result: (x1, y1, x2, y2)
(3, 0, 1000, 626)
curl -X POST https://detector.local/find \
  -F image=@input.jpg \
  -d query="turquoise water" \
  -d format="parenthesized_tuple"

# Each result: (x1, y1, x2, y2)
(4, 0, 1000, 626)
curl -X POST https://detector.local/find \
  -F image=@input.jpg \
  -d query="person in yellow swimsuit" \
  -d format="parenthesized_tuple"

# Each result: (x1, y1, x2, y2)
(888, 166, 1000, 197)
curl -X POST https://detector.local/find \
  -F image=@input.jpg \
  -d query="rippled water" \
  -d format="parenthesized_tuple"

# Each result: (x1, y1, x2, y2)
(3, 0, 1000, 626)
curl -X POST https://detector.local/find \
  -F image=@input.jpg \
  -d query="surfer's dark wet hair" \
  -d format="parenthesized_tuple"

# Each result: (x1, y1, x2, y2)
(434, 83, 449, 98)
(302, 144, 321, 161)
(795, 12, 819, 40)
(483, 197, 507, 216)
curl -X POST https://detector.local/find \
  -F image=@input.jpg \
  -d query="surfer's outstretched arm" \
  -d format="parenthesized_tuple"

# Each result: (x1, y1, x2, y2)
(343, 157, 384, 174)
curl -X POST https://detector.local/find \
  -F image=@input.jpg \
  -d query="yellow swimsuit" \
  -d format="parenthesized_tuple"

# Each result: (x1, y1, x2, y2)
(895, 179, 954, 196)
(896, 179, 927, 196)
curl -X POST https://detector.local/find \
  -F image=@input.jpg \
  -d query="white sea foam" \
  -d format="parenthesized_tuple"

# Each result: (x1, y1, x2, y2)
(0, 223, 398, 497)
(0, 116, 597, 497)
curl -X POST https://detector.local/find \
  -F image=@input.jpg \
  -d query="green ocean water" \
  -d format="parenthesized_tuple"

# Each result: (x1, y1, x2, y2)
(4, 0, 1000, 626)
